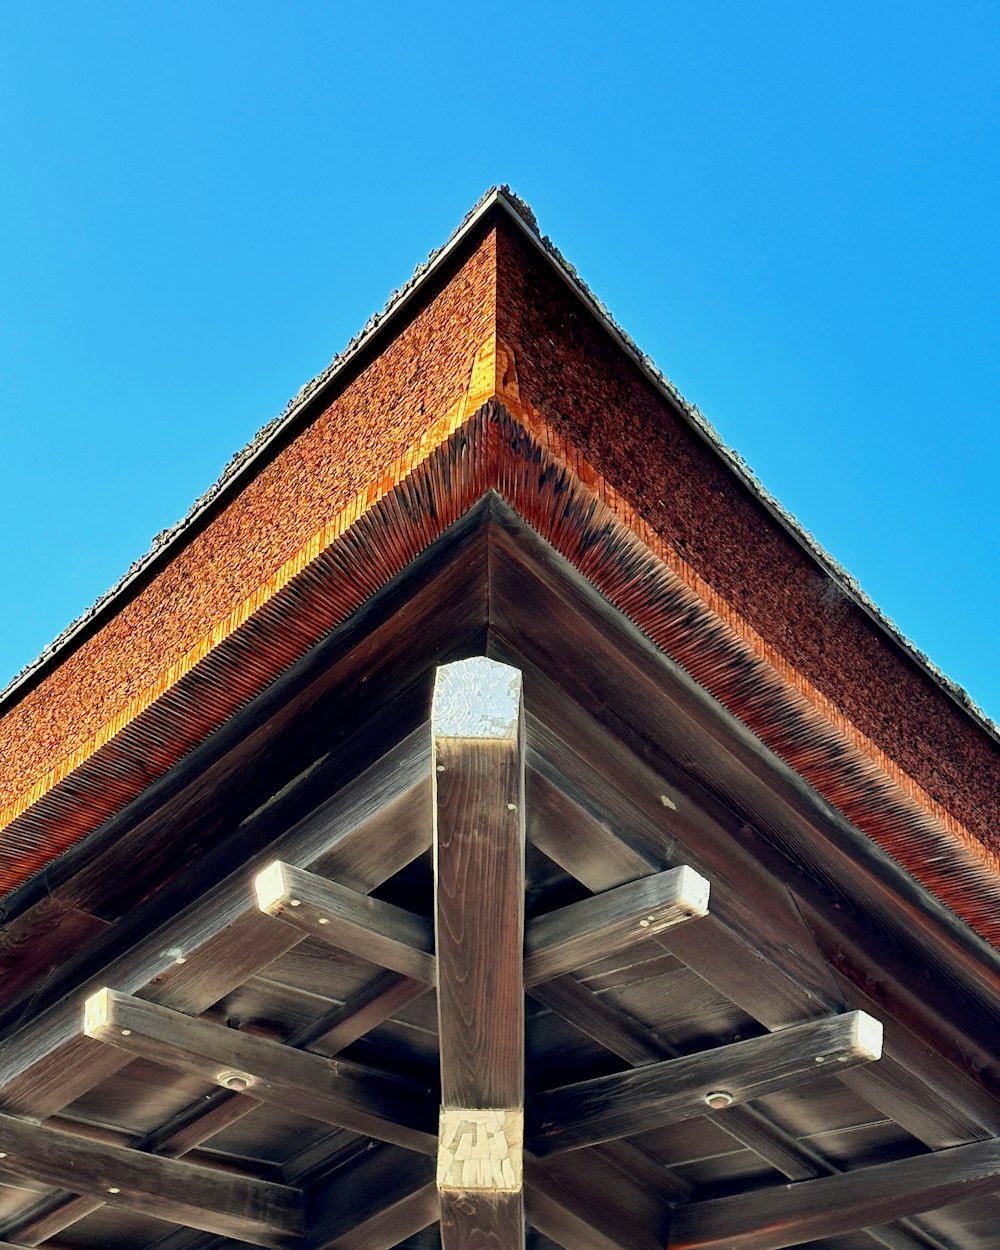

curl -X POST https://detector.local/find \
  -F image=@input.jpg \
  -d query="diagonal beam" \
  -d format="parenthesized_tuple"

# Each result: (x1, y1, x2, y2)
(83, 988, 437, 1154)
(528, 1010, 883, 1155)
(0, 1111, 302, 1248)
(433, 658, 526, 1249)
(524, 867, 709, 987)
(7, 971, 427, 1247)
(528, 974, 821, 1182)
(306, 1146, 438, 1250)
(668, 1137, 1000, 1250)
(526, 1151, 668, 1250)
(255, 861, 437, 983)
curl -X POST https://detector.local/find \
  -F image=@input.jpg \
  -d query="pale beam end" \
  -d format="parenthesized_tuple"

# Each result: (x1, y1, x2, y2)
(675, 864, 711, 917)
(254, 861, 289, 915)
(432, 657, 523, 740)
(849, 1010, 884, 1061)
(437, 1108, 524, 1192)
(83, 987, 112, 1036)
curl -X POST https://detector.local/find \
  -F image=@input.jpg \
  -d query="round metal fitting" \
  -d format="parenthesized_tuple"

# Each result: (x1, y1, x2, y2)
(218, 1070, 255, 1092)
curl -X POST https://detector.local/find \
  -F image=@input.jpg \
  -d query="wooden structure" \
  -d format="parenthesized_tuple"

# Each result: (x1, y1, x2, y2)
(1, 188, 999, 1250)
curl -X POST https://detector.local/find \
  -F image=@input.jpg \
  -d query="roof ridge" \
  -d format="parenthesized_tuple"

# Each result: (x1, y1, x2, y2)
(2, 189, 996, 747)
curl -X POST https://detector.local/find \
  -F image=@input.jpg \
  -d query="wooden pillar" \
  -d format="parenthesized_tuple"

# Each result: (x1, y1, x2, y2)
(432, 658, 526, 1249)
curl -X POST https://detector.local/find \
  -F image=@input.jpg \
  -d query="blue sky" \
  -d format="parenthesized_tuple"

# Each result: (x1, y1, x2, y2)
(1, 2, 997, 723)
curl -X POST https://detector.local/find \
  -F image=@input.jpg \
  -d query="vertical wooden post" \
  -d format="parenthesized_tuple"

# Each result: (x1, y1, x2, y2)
(432, 657, 526, 1249)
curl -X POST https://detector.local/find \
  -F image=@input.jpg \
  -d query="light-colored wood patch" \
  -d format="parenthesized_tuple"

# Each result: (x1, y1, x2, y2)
(437, 1108, 523, 1191)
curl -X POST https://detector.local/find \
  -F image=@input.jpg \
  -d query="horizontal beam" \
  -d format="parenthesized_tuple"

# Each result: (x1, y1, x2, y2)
(528, 1010, 882, 1154)
(0, 724, 432, 1119)
(255, 861, 437, 984)
(668, 1137, 1000, 1250)
(524, 867, 709, 987)
(528, 974, 821, 1183)
(0, 1110, 302, 1248)
(84, 988, 437, 1154)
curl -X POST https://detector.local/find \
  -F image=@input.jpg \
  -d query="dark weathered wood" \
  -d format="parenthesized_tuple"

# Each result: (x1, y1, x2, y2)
(6, 1085, 257, 1245)
(433, 657, 526, 1249)
(303, 971, 431, 1057)
(523, 712, 840, 1028)
(433, 656, 526, 1107)
(528, 974, 667, 1066)
(528, 975, 820, 1182)
(255, 862, 436, 983)
(0, 1111, 302, 1248)
(7, 970, 421, 1246)
(306, 1145, 438, 1250)
(0, 722, 432, 1111)
(0, 1243, 55, 1249)
(524, 867, 709, 987)
(84, 988, 437, 1153)
(439, 1190, 524, 1250)
(529, 1010, 882, 1154)
(488, 511, 1000, 1095)
(668, 1137, 1000, 1250)
(526, 1150, 668, 1250)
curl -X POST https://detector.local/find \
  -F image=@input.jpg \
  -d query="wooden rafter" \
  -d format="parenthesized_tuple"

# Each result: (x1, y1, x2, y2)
(523, 867, 709, 987)
(307, 1147, 438, 1250)
(83, 988, 437, 1154)
(529, 1010, 883, 1154)
(668, 1137, 1000, 1250)
(432, 657, 526, 1248)
(0, 1111, 303, 1248)
(255, 861, 437, 984)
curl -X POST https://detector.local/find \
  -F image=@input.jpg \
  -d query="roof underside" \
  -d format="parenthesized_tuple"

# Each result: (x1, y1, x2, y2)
(1, 501, 1000, 1250)
(1, 194, 1000, 1250)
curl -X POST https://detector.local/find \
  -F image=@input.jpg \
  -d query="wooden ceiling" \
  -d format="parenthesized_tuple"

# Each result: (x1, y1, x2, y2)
(1, 500, 1000, 1250)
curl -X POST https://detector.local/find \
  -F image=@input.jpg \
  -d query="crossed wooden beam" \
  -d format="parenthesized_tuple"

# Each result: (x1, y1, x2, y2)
(1, 659, 999, 1250)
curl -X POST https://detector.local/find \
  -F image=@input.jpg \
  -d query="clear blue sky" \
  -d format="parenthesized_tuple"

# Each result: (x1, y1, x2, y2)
(1, 2, 997, 724)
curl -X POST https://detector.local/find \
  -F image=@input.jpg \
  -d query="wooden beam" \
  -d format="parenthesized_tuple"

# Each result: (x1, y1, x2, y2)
(303, 970, 432, 1057)
(255, 861, 436, 983)
(0, 1244, 65, 1250)
(526, 1151, 668, 1250)
(524, 867, 709, 986)
(432, 657, 526, 1249)
(0, 723, 432, 1119)
(307, 1146, 438, 1250)
(528, 975, 821, 1182)
(319, 1183, 438, 1250)
(529, 1010, 883, 1154)
(0, 1111, 302, 1248)
(668, 1137, 1000, 1250)
(83, 988, 437, 1154)
(8, 971, 425, 1248)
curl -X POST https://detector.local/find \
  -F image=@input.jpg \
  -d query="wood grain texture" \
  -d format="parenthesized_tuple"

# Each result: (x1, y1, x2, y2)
(439, 1189, 524, 1250)
(529, 1011, 882, 1154)
(307, 1147, 438, 1250)
(0, 723, 432, 1109)
(432, 658, 526, 1250)
(668, 1138, 1000, 1250)
(524, 867, 708, 986)
(84, 988, 437, 1154)
(433, 658, 526, 1110)
(255, 862, 436, 983)
(527, 974, 821, 1182)
(304, 971, 431, 1057)
(525, 1151, 667, 1250)
(0, 1111, 302, 1248)
(487, 513, 1000, 1098)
